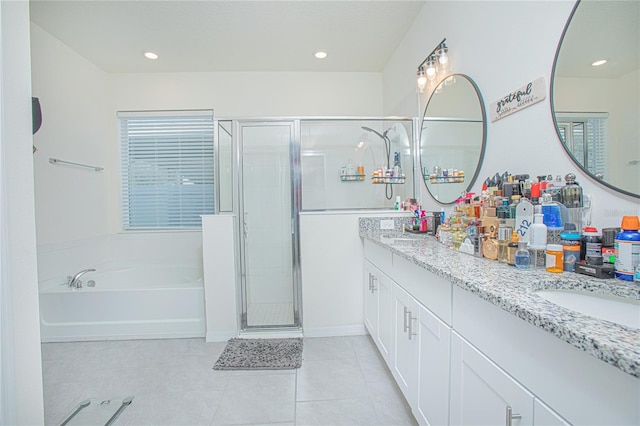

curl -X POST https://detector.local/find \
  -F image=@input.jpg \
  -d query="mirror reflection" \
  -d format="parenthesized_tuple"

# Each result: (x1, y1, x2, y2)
(552, 0, 639, 197)
(420, 74, 486, 204)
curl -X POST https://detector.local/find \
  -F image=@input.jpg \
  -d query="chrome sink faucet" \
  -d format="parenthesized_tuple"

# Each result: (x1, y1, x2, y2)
(68, 269, 96, 288)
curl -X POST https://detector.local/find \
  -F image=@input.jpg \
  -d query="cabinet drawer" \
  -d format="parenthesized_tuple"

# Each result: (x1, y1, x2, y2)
(391, 254, 452, 325)
(364, 239, 392, 272)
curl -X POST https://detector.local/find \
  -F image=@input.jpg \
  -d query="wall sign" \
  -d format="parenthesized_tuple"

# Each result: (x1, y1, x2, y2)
(490, 77, 546, 122)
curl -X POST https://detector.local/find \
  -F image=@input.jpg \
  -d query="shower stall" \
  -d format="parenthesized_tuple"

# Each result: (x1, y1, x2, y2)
(217, 117, 415, 333)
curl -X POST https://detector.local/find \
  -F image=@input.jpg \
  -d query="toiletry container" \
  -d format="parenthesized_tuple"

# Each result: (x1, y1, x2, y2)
(507, 230, 519, 265)
(614, 216, 640, 281)
(601, 227, 619, 264)
(545, 244, 564, 273)
(541, 193, 563, 243)
(560, 231, 580, 272)
(580, 227, 601, 263)
(528, 210, 547, 269)
(514, 241, 531, 269)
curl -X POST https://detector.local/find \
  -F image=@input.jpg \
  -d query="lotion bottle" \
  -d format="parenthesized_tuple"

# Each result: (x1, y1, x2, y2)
(529, 211, 548, 249)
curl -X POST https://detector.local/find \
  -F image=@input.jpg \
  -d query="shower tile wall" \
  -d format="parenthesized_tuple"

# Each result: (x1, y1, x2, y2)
(300, 121, 413, 211)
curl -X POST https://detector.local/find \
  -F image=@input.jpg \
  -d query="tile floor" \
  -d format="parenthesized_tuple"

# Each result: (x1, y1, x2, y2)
(42, 335, 417, 425)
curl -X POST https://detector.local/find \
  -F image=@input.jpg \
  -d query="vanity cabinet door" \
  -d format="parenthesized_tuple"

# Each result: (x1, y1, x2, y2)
(364, 261, 379, 337)
(450, 332, 534, 426)
(392, 284, 419, 405)
(364, 261, 393, 364)
(416, 302, 451, 426)
(376, 269, 393, 363)
(533, 399, 570, 426)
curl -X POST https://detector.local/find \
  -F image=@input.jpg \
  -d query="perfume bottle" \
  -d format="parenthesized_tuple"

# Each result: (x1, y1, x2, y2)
(507, 230, 519, 265)
(482, 237, 499, 260)
(514, 241, 531, 269)
(497, 219, 512, 263)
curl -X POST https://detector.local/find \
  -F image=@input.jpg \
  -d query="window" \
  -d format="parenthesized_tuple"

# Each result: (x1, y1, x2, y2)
(556, 113, 607, 179)
(118, 110, 214, 230)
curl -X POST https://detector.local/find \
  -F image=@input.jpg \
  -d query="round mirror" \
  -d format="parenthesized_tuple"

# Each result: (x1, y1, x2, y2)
(419, 74, 487, 204)
(551, 0, 639, 198)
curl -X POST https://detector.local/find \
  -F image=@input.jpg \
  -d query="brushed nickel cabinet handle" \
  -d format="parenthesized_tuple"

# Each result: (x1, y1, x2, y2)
(506, 405, 522, 426)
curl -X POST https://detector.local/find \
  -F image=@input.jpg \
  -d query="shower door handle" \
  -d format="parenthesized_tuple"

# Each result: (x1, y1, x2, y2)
(243, 212, 249, 240)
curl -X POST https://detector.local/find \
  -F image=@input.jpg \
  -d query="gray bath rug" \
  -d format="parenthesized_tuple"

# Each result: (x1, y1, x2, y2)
(213, 338, 303, 370)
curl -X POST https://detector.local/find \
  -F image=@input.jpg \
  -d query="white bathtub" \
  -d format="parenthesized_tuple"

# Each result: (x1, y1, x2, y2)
(39, 264, 206, 342)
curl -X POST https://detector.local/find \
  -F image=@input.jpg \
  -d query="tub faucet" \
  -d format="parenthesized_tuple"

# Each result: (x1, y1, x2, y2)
(68, 269, 96, 288)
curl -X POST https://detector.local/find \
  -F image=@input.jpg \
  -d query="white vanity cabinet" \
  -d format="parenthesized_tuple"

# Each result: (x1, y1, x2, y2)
(363, 260, 393, 363)
(391, 284, 419, 403)
(450, 331, 534, 425)
(391, 280, 453, 426)
(365, 239, 453, 425)
(415, 301, 451, 426)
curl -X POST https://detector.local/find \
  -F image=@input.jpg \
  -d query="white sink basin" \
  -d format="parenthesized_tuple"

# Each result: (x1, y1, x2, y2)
(535, 289, 640, 329)
(381, 235, 421, 246)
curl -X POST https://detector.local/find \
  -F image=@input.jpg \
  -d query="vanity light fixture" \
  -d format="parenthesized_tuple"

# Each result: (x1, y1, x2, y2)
(143, 51, 159, 60)
(314, 51, 328, 59)
(591, 59, 607, 66)
(417, 66, 427, 92)
(426, 55, 437, 80)
(416, 38, 453, 91)
(437, 42, 449, 67)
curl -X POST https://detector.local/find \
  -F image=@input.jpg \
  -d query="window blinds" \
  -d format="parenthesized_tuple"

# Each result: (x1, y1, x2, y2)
(556, 112, 607, 179)
(118, 111, 214, 230)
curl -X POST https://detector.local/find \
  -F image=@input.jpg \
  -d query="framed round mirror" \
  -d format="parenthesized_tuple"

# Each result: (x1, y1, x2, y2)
(551, 0, 639, 198)
(419, 74, 487, 204)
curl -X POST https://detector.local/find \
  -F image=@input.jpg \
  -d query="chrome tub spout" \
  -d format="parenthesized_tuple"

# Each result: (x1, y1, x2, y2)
(68, 269, 96, 288)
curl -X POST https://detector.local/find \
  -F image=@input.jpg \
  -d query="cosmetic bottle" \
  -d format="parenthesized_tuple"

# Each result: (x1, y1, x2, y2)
(580, 227, 602, 263)
(474, 226, 485, 258)
(514, 241, 531, 269)
(529, 210, 548, 249)
(528, 209, 548, 269)
(545, 244, 564, 273)
(614, 216, 640, 281)
(482, 236, 499, 260)
(507, 231, 519, 265)
(497, 218, 512, 263)
(560, 231, 580, 272)
(541, 193, 563, 244)
(515, 197, 534, 244)
(508, 195, 520, 219)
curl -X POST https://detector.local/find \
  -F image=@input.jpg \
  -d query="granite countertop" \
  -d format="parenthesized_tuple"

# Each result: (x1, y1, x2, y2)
(359, 218, 640, 379)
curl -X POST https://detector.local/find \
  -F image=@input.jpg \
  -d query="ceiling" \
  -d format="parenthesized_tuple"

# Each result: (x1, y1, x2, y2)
(555, 0, 639, 79)
(29, 0, 427, 74)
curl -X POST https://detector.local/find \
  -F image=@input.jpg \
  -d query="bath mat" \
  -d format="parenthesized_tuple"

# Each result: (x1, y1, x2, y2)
(213, 338, 303, 370)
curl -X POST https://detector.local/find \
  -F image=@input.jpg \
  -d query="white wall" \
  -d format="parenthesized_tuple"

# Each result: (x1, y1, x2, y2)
(30, 23, 386, 241)
(1, 2, 44, 423)
(382, 0, 639, 227)
(31, 24, 111, 245)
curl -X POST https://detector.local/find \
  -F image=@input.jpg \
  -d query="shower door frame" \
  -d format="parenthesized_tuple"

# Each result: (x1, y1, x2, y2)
(235, 119, 302, 332)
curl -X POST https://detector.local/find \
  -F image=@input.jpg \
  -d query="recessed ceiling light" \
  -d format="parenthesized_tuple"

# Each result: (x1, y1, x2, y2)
(591, 59, 607, 66)
(314, 51, 327, 59)
(143, 51, 159, 60)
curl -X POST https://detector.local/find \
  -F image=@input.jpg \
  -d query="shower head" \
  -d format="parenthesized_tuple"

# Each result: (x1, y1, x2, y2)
(361, 126, 388, 140)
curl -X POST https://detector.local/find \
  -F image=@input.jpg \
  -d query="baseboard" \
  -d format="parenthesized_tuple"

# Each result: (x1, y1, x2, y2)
(303, 324, 367, 338)
(205, 330, 238, 342)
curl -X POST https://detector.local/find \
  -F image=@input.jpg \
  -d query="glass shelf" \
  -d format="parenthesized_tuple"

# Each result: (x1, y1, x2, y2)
(340, 174, 366, 182)
(426, 175, 465, 184)
(372, 176, 406, 184)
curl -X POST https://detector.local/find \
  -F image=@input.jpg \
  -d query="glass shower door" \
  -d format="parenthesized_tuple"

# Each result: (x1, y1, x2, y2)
(238, 121, 300, 329)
